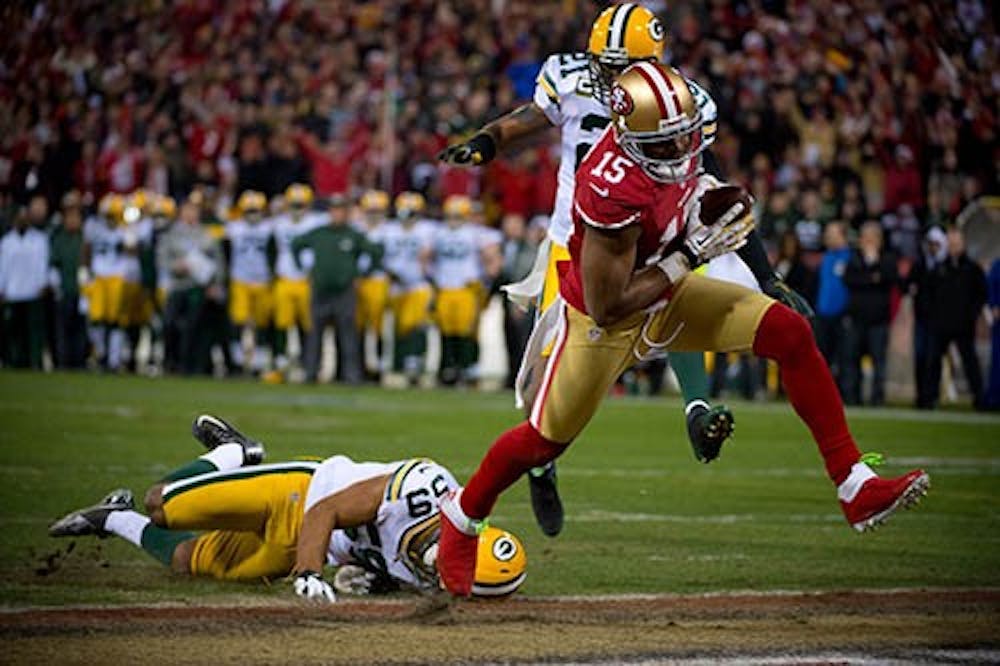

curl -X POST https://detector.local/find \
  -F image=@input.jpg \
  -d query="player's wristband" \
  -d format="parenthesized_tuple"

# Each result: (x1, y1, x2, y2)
(467, 132, 497, 165)
(656, 252, 691, 285)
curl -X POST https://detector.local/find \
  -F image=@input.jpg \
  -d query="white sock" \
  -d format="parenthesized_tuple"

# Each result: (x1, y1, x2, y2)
(199, 442, 244, 470)
(90, 325, 106, 358)
(104, 510, 150, 547)
(108, 328, 125, 369)
(837, 462, 877, 502)
(685, 399, 710, 415)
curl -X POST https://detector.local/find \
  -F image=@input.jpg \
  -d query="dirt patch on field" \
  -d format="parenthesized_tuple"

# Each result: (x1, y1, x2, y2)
(1, 589, 998, 664)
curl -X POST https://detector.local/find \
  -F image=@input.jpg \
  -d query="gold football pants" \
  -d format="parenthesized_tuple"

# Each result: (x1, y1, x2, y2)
(525, 273, 774, 443)
(160, 462, 317, 580)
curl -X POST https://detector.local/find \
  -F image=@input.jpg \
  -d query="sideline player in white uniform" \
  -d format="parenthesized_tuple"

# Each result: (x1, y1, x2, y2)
(268, 183, 326, 379)
(428, 195, 502, 385)
(80, 193, 131, 369)
(354, 190, 393, 379)
(225, 190, 274, 373)
(49, 414, 526, 601)
(440, 3, 790, 536)
(376, 192, 437, 384)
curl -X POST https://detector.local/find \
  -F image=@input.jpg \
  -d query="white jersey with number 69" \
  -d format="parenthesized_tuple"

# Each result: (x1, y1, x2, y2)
(533, 52, 718, 247)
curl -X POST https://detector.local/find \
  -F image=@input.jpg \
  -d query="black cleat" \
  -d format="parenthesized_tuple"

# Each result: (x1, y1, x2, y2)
(48, 488, 135, 538)
(528, 463, 564, 537)
(686, 402, 734, 463)
(191, 414, 265, 465)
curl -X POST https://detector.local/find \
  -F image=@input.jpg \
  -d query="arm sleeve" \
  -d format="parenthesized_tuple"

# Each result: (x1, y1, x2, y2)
(533, 55, 566, 126)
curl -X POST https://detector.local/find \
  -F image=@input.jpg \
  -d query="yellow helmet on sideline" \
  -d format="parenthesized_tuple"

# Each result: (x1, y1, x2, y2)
(443, 194, 473, 220)
(472, 526, 526, 597)
(285, 183, 315, 208)
(394, 191, 426, 219)
(237, 190, 267, 215)
(360, 189, 390, 213)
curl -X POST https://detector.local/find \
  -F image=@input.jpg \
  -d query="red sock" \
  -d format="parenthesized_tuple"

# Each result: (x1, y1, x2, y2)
(753, 304, 860, 485)
(461, 421, 567, 519)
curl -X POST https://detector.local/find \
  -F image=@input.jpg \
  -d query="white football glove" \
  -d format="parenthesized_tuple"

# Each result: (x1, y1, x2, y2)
(682, 175, 756, 265)
(333, 565, 378, 596)
(293, 571, 336, 603)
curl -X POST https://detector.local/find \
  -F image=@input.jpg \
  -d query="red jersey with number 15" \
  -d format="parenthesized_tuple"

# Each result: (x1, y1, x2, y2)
(558, 126, 699, 315)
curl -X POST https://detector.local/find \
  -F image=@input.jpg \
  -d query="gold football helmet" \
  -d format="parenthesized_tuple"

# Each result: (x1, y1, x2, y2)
(472, 526, 527, 597)
(98, 193, 125, 226)
(610, 61, 705, 183)
(443, 194, 473, 223)
(151, 194, 177, 220)
(237, 190, 267, 218)
(285, 183, 314, 209)
(588, 3, 665, 105)
(360, 189, 390, 214)
(394, 191, 426, 221)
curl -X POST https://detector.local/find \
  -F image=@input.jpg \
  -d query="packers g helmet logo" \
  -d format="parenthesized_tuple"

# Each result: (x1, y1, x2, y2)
(610, 84, 634, 116)
(492, 535, 518, 562)
(648, 17, 665, 42)
(472, 526, 526, 597)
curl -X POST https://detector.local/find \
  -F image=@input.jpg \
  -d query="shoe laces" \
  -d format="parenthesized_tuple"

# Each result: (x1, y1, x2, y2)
(860, 452, 885, 467)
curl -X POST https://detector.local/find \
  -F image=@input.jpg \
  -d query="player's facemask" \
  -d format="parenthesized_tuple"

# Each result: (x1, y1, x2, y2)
(617, 115, 706, 183)
(589, 56, 654, 107)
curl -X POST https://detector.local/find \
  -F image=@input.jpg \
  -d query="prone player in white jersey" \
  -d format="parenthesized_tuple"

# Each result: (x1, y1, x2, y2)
(224, 191, 274, 374)
(49, 414, 526, 601)
(372, 192, 437, 385)
(428, 195, 502, 386)
(267, 183, 326, 381)
(440, 3, 813, 538)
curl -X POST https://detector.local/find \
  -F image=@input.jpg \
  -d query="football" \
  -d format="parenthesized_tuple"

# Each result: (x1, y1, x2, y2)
(698, 183, 753, 227)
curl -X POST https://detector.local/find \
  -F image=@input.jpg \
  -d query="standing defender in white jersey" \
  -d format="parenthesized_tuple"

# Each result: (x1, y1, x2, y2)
(440, 3, 800, 537)
(49, 414, 526, 601)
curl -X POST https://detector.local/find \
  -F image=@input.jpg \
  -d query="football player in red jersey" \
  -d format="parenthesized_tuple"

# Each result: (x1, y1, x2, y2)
(436, 62, 930, 597)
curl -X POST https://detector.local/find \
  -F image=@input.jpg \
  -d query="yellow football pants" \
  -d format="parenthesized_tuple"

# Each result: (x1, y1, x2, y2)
(229, 281, 273, 328)
(161, 462, 316, 581)
(273, 278, 311, 331)
(86, 276, 125, 324)
(391, 287, 432, 337)
(540, 242, 570, 314)
(434, 285, 479, 337)
(356, 276, 390, 331)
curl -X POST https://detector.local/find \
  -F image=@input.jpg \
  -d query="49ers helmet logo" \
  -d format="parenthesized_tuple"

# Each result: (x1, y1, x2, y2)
(610, 84, 634, 116)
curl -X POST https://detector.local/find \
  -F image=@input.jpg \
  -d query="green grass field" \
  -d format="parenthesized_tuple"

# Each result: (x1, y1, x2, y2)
(1, 370, 998, 608)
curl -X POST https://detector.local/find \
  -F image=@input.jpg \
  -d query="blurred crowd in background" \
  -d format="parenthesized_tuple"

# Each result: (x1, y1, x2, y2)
(1, 0, 997, 408)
